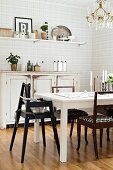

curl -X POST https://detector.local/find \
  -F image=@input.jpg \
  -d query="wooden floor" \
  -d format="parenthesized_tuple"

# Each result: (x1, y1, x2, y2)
(1, 123, 113, 170)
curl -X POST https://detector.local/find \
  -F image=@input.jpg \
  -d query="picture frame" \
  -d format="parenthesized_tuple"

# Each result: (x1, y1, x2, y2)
(15, 17, 32, 33)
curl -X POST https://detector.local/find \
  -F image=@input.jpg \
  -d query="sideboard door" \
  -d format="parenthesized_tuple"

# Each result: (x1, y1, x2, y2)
(6, 75, 30, 125)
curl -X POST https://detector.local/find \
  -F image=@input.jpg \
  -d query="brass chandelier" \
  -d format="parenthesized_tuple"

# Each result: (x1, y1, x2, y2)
(86, 0, 113, 29)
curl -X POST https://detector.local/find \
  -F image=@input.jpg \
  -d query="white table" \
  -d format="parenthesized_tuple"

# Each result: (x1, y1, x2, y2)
(34, 92, 113, 162)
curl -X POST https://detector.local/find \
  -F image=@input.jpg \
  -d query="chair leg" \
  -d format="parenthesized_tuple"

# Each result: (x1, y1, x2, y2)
(21, 117, 29, 163)
(100, 129, 103, 147)
(9, 112, 20, 151)
(77, 122, 81, 151)
(85, 127, 88, 144)
(107, 128, 110, 141)
(93, 128, 98, 159)
(69, 118, 74, 138)
(41, 119, 46, 147)
(51, 115, 60, 155)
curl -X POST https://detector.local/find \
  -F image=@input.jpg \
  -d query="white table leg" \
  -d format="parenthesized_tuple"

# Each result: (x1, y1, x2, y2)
(34, 119, 40, 143)
(60, 104, 68, 162)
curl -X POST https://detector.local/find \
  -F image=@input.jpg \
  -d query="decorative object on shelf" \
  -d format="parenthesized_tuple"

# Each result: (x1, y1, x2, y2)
(29, 32, 35, 39)
(53, 60, 67, 72)
(14, 31, 19, 38)
(62, 61, 67, 72)
(6, 52, 21, 71)
(53, 61, 57, 72)
(15, 17, 32, 34)
(34, 30, 38, 39)
(0, 28, 13, 37)
(51, 25, 72, 41)
(19, 31, 27, 39)
(40, 22, 48, 40)
(34, 63, 40, 72)
(86, 0, 113, 29)
(57, 60, 63, 72)
(27, 60, 33, 71)
(45, 22, 48, 40)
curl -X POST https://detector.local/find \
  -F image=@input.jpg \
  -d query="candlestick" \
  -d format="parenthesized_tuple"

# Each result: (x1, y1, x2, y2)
(90, 71, 92, 86)
(90, 71, 93, 91)
(104, 69, 107, 82)
(102, 70, 105, 83)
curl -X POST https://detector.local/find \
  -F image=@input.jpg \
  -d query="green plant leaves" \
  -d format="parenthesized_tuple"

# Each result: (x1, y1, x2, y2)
(6, 52, 21, 64)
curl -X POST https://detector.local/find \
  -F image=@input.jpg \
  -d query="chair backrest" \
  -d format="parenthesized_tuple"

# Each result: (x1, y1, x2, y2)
(17, 82, 54, 115)
(52, 85, 75, 93)
(93, 91, 113, 123)
(17, 82, 31, 111)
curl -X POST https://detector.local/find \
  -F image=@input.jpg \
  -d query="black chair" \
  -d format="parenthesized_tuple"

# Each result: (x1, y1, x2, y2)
(9, 83, 60, 163)
(97, 107, 113, 141)
(52, 86, 88, 141)
(77, 91, 113, 159)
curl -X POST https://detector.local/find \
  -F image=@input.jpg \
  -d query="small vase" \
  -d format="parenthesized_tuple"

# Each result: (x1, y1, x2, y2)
(41, 32, 47, 40)
(11, 64, 17, 71)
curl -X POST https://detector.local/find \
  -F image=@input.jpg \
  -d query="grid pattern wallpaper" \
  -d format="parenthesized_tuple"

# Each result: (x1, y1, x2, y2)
(0, 0, 92, 90)
(92, 28, 113, 89)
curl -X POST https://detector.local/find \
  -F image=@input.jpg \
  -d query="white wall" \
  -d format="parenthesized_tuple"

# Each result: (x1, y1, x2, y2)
(0, 0, 92, 90)
(92, 28, 113, 90)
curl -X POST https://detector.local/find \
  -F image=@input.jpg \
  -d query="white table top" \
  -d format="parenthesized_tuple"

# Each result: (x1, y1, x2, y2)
(35, 92, 113, 103)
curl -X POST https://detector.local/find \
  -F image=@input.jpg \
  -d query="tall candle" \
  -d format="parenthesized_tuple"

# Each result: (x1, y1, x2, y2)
(102, 70, 105, 83)
(104, 69, 107, 82)
(90, 71, 93, 91)
(90, 71, 92, 86)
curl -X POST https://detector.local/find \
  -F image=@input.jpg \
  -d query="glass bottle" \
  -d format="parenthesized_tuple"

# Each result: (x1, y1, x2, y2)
(62, 61, 67, 72)
(53, 61, 57, 72)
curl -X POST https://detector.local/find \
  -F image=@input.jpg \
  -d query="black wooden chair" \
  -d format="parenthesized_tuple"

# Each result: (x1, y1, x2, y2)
(77, 91, 113, 159)
(52, 86, 88, 142)
(9, 83, 60, 163)
(97, 107, 113, 141)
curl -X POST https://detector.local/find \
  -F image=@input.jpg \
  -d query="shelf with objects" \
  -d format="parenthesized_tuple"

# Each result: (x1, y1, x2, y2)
(0, 36, 35, 42)
(0, 36, 86, 46)
(33, 39, 86, 46)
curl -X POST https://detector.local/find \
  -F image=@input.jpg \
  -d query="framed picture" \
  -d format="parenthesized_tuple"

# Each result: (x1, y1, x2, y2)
(15, 17, 32, 33)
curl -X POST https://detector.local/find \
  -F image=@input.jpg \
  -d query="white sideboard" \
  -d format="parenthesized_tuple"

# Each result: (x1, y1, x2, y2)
(0, 71, 80, 128)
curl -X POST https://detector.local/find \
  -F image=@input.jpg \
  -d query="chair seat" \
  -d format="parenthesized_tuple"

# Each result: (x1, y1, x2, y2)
(31, 107, 48, 113)
(68, 109, 88, 119)
(79, 115, 113, 123)
(98, 108, 113, 117)
(20, 110, 51, 119)
(54, 109, 88, 118)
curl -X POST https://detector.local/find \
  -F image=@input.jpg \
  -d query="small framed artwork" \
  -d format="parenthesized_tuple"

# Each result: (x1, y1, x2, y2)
(15, 17, 32, 33)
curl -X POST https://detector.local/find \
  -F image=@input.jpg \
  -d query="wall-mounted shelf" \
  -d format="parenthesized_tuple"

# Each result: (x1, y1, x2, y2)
(0, 37, 34, 42)
(0, 37, 86, 46)
(33, 39, 86, 46)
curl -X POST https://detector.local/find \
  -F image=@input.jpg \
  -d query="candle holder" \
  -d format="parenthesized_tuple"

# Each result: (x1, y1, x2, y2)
(102, 82, 107, 91)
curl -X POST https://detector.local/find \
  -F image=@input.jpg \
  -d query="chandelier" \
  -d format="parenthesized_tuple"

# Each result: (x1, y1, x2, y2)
(86, 0, 113, 29)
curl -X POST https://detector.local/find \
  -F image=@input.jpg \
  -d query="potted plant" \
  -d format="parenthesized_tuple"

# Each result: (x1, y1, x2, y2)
(6, 52, 21, 71)
(40, 24, 48, 40)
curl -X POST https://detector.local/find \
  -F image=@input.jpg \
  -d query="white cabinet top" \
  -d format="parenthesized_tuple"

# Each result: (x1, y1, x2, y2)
(0, 71, 79, 76)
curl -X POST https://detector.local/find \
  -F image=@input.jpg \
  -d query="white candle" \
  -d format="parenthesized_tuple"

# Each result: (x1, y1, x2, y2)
(90, 71, 93, 91)
(90, 71, 92, 86)
(102, 70, 105, 83)
(104, 69, 107, 82)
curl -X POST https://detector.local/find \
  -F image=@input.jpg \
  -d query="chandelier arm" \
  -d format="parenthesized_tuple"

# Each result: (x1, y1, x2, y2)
(86, 0, 113, 28)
